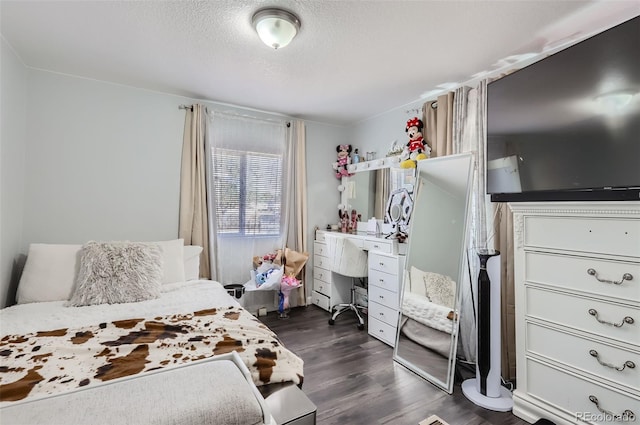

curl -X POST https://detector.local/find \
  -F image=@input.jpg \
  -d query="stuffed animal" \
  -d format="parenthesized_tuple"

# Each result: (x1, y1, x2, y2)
(400, 117, 431, 168)
(333, 144, 353, 178)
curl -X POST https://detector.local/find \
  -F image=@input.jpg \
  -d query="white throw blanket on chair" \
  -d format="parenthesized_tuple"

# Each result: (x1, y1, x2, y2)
(324, 234, 368, 277)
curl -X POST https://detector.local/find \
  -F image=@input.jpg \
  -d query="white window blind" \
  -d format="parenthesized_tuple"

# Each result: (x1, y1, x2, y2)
(212, 147, 283, 236)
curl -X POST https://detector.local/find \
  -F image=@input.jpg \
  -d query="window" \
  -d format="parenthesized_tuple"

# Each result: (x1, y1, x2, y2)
(212, 148, 283, 236)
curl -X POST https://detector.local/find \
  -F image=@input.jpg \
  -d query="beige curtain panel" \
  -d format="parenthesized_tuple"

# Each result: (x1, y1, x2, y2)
(285, 120, 308, 305)
(423, 92, 455, 158)
(179, 104, 211, 279)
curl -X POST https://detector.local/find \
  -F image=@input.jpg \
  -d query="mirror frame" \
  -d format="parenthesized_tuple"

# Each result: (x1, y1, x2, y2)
(392, 152, 474, 394)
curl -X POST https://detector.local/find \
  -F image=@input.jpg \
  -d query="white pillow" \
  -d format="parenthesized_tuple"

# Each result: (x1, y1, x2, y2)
(183, 245, 203, 281)
(409, 266, 429, 298)
(149, 239, 186, 284)
(16, 243, 82, 304)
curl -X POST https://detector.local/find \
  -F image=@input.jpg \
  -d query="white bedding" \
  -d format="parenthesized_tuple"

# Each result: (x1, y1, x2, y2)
(0, 280, 304, 408)
(401, 291, 455, 334)
(1, 280, 235, 335)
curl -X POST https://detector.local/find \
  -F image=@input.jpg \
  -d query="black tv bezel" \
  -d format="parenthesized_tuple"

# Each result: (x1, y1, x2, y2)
(489, 188, 640, 203)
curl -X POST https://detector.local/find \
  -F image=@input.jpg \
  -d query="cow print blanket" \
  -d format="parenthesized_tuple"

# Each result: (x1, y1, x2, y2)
(0, 306, 303, 404)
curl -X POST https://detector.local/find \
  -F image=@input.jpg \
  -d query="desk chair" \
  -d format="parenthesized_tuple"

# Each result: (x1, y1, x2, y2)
(328, 277, 367, 330)
(324, 233, 369, 330)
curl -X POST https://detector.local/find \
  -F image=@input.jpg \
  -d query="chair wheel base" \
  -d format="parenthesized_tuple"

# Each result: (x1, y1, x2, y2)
(328, 319, 335, 325)
(357, 324, 365, 330)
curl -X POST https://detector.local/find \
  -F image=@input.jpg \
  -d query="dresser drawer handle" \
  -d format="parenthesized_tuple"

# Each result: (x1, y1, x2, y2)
(588, 396, 635, 421)
(587, 268, 633, 285)
(588, 309, 634, 327)
(589, 350, 636, 371)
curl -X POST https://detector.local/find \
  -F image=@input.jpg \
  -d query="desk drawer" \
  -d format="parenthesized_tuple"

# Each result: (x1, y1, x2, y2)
(526, 287, 639, 346)
(527, 322, 640, 390)
(314, 254, 331, 270)
(369, 285, 399, 310)
(368, 268, 399, 292)
(312, 291, 330, 311)
(525, 252, 640, 302)
(314, 279, 332, 297)
(365, 239, 393, 254)
(524, 216, 640, 258)
(313, 267, 331, 284)
(314, 242, 328, 257)
(526, 359, 639, 424)
(368, 317, 396, 346)
(369, 302, 398, 327)
(368, 252, 399, 275)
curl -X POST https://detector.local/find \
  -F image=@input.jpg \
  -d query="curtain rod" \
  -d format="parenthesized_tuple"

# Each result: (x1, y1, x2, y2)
(180, 104, 290, 127)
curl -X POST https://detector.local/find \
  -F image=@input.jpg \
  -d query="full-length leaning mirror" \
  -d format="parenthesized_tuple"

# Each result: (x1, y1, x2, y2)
(393, 153, 473, 393)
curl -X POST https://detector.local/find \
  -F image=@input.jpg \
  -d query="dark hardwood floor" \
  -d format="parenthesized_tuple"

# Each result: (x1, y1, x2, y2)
(260, 306, 530, 425)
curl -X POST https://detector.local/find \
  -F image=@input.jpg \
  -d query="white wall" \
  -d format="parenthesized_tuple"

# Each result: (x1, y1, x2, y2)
(350, 98, 425, 160)
(22, 70, 186, 248)
(2, 66, 348, 307)
(1, 37, 28, 307)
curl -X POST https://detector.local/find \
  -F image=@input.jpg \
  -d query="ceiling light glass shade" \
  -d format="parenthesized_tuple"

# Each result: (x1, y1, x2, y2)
(252, 8, 300, 49)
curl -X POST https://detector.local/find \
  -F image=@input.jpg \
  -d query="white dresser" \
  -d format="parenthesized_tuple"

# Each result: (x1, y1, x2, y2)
(313, 230, 405, 347)
(367, 250, 405, 346)
(510, 202, 640, 425)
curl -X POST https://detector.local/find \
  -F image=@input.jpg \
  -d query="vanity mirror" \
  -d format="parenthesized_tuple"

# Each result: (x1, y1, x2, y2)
(393, 153, 473, 394)
(341, 163, 415, 224)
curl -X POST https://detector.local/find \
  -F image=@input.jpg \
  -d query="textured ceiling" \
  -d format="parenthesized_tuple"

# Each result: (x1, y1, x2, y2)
(1, 1, 638, 125)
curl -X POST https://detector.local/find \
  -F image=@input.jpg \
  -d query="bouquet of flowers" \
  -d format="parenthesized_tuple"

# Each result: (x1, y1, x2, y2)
(278, 274, 301, 318)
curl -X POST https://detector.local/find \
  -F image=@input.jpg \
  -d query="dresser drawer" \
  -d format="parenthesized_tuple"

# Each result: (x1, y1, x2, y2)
(526, 359, 639, 424)
(313, 267, 331, 284)
(365, 239, 393, 254)
(369, 301, 399, 327)
(526, 287, 639, 346)
(527, 322, 640, 390)
(525, 252, 640, 303)
(314, 241, 329, 257)
(311, 291, 330, 311)
(523, 216, 640, 258)
(314, 254, 331, 270)
(368, 268, 399, 292)
(368, 252, 399, 274)
(313, 279, 332, 297)
(369, 285, 399, 310)
(315, 231, 327, 243)
(368, 317, 396, 346)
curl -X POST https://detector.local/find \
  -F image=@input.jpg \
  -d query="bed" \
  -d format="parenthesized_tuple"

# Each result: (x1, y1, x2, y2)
(0, 240, 306, 425)
(399, 267, 457, 358)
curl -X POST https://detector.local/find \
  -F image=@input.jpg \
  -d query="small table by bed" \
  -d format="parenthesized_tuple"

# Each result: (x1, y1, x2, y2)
(265, 385, 316, 425)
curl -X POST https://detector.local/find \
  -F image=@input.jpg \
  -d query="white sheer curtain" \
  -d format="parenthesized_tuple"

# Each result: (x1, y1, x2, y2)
(206, 112, 288, 286)
(452, 81, 496, 364)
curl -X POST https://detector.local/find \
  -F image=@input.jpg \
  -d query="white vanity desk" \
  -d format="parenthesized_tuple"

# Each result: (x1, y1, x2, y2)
(313, 230, 406, 346)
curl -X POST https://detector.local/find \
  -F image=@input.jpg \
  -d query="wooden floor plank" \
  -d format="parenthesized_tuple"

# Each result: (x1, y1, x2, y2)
(260, 305, 530, 425)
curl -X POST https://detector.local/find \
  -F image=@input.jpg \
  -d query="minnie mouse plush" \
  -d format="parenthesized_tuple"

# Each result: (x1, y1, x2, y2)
(400, 117, 431, 169)
(333, 144, 353, 179)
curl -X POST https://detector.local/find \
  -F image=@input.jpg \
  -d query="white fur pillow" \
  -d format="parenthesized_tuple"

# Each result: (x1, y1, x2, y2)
(68, 241, 162, 307)
(423, 272, 456, 309)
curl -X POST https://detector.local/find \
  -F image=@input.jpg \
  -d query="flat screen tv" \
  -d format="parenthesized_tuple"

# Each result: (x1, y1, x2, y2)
(486, 16, 640, 202)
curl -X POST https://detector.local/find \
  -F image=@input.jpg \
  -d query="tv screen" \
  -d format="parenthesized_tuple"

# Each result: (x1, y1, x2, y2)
(486, 16, 640, 202)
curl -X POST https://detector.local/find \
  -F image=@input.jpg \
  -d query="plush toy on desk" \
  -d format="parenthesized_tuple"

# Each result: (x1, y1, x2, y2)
(333, 144, 353, 179)
(400, 117, 431, 169)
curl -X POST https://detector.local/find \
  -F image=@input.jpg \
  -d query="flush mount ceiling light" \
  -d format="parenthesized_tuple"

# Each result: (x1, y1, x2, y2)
(252, 8, 301, 50)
